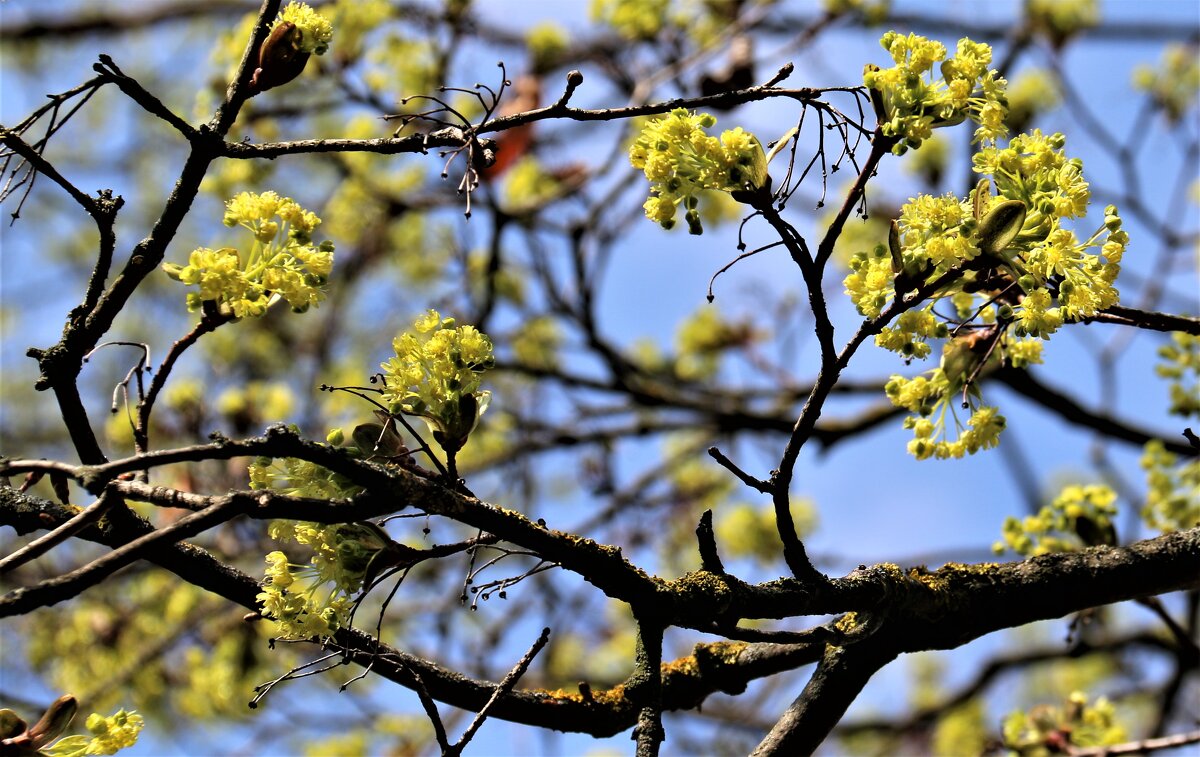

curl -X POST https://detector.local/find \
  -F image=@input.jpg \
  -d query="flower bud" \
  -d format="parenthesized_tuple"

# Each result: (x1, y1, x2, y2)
(888, 219, 903, 274)
(248, 22, 310, 95)
(26, 695, 78, 748)
(976, 199, 1026, 256)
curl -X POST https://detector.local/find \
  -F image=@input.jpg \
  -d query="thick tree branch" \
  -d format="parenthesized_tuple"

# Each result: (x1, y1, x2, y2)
(3, 481, 1197, 742)
(751, 640, 897, 756)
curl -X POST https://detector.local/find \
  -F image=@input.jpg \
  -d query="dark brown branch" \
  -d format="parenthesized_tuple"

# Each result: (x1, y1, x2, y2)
(0, 126, 104, 216)
(4, 481, 1199, 743)
(474, 83, 835, 135)
(1082, 305, 1200, 334)
(92, 55, 199, 139)
(630, 615, 666, 757)
(0, 490, 116, 575)
(0, 493, 249, 616)
(134, 309, 233, 454)
(994, 367, 1194, 456)
(217, 128, 480, 159)
(707, 447, 771, 494)
(695, 509, 726, 575)
(407, 667, 451, 752)
(751, 639, 897, 756)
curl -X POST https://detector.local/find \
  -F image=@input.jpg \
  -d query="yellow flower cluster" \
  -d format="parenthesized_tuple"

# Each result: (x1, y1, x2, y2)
(249, 452, 364, 501)
(590, 0, 669, 40)
(276, 1, 334, 55)
(380, 310, 495, 454)
(163, 191, 334, 318)
(1002, 691, 1124, 754)
(974, 131, 1125, 324)
(1026, 0, 1099, 46)
(256, 521, 392, 640)
(994, 484, 1117, 556)
(269, 521, 389, 594)
(673, 305, 755, 380)
(874, 307, 947, 359)
(258, 551, 353, 640)
(898, 387, 1005, 459)
(629, 109, 767, 234)
(1134, 43, 1200, 123)
(1140, 440, 1200, 533)
(41, 709, 145, 757)
(864, 32, 1008, 154)
(845, 129, 1126, 460)
(1155, 333, 1200, 417)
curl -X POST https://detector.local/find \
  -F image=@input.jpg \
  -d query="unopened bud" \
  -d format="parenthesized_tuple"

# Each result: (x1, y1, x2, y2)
(248, 22, 310, 95)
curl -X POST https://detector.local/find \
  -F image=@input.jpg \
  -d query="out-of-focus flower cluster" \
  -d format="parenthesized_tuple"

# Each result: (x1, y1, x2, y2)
(255, 521, 391, 640)
(249, 451, 364, 501)
(1141, 440, 1200, 533)
(163, 191, 334, 318)
(863, 32, 1008, 155)
(1133, 44, 1200, 122)
(525, 22, 570, 70)
(590, 0, 669, 40)
(1025, 0, 1099, 47)
(673, 305, 756, 380)
(1155, 333, 1200, 418)
(1005, 68, 1061, 133)
(380, 310, 495, 455)
(846, 129, 1126, 459)
(1001, 691, 1125, 756)
(823, 0, 891, 25)
(629, 109, 767, 234)
(994, 484, 1117, 556)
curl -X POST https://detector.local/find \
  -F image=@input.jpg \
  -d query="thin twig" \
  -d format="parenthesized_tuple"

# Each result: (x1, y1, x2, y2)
(0, 494, 250, 616)
(447, 626, 551, 756)
(0, 491, 117, 574)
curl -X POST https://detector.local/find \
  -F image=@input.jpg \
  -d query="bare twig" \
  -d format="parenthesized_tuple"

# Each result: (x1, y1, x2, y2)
(447, 626, 552, 756)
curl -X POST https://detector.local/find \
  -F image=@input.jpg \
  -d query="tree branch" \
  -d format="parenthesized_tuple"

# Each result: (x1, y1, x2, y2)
(994, 367, 1194, 456)
(751, 640, 897, 756)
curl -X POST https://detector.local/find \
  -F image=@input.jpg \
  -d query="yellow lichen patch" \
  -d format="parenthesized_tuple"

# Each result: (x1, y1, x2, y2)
(535, 688, 583, 703)
(664, 570, 733, 609)
(533, 683, 629, 708)
(592, 684, 628, 706)
(834, 612, 859, 635)
(662, 641, 749, 680)
(697, 640, 748, 665)
(902, 562, 1002, 618)
(907, 561, 1001, 594)
(660, 654, 700, 677)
